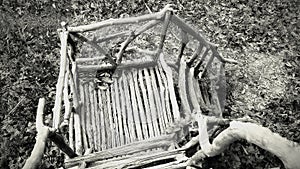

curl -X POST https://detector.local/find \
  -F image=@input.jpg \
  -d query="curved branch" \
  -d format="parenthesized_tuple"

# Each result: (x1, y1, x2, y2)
(188, 121, 300, 169)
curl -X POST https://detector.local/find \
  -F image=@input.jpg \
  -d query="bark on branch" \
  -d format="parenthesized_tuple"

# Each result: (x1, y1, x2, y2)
(187, 121, 300, 169)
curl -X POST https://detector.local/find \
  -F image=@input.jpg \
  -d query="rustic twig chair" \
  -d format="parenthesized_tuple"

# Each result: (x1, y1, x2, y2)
(23, 5, 237, 169)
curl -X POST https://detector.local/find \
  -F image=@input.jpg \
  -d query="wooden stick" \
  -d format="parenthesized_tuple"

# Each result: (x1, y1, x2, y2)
(113, 79, 124, 145)
(187, 68, 201, 112)
(23, 98, 49, 169)
(53, 31, 68, 129)
(138, 69, 155, 138)
(144, 68, 160, 136)
(178, 57, 191, 114)
(94, 31, 130, 43)
(97, 89, 107, 150)
(122, 71, 137, 142)
(61, 70, 71, 127)
(75, 56, 106, 63)
(157, 63, 173, 123)
(67, 5, 172, 33)
(101, 90, 111, 149)
(150, 67, 166, 131)
(65, 134, 176, 167)
(68, 108, 74, 151)
(79, 81, 89, 152)
(159, 53, 180, 120)
(106, 88, 115, 148)
(155, 67, 169, 129)
(116, 20, 161, 64)
(84, 82, 94, 150)
(118, 76, 131, 144)
(93, 85, 101, 151)
(71, 33, 116, 66)
(128, 70, 143, 140)
(188, 121, 300, 169)
(111, 81, 120, 147)
(89, 82, 98, 151)
(133, 70, 149, 139)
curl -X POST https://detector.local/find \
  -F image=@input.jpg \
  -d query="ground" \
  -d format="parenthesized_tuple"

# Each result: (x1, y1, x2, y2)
(0, 0, 299, 168)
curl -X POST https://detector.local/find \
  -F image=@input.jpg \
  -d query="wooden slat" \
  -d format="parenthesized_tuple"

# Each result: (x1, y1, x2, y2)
(84, 82, 94, 150)
(187, 68, 201, 112)
(187, 44, 203, 67)
(101, 89, 111, 149)
(150, 68, 166, 132)
(194, 47, 209, 76)
(133, 70, 149, 139)
(178, 57, 191, 115)
(159, 54, 180, 120)
(94, 86, 102, 151)
(89, 82, 98, 151)
(111, 81, 121, 147)
(138, 69, 154, 138)
(114, 79, 125, 145)
(63, 71, 71, 127)
(79, 81, 89, 152)
(122, 71, 137, 142)
(65, 134, 176, 167)
(144, 68, 160, 136)
(192, 76, 206, 110)
(157, 64, 173, 123)
(106, 88, 115, 148)
(68, 111, 74, 151)
(155, 67, 169, 129)
(118, 76, 131, 144)
(97, 89, 107, 150)
(128, 70, 143, 140)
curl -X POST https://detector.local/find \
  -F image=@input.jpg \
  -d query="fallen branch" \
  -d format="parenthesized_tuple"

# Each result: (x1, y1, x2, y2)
(187, 121, 300, 169)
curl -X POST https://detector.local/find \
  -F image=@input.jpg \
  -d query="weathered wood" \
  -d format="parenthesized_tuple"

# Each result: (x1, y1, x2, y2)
(53, 31, 68, 129)
(68, 110, 74, 151)
(88, 82, 98, 151)
(118, 76, 131, 144)
(90, 149, 185, 169)
(111, 81, 121, 147)
(178, 57, 191, 114)
(93, 86, 101, 151)
(133, 70, 149, 139)
(62, 70, 71, 127)
(187, 68, 201, 112)
(113, 79, 125, 145)
(138, 69, 154, 138)
(128, 70, 143, 140)
(65, 134, 176, 168)
(144, 68, 161, 136)
(106, 88, 115, 148)
(97, 89, 107, 150)
(157, 64, 173, 123)
(94, 31, 130, 43)
(79, 81, 89, 152)
(67, 5, 173, 33)
(75, 56, 106, 63)
(84, 82, 94, 150)
(122, 71, 137, 142)
(159, 53, 180, 120)
(150, 68, 166, 131)
(101, 90, 111, 149)
(194, 47, 209, 76)
(177, 30, 189, 64)
(199, 54, 215, 79)
(155, 67, 169, 129)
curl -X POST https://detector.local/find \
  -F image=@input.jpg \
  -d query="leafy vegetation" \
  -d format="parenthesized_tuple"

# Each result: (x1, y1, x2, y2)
(0, 0, 299, 168)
